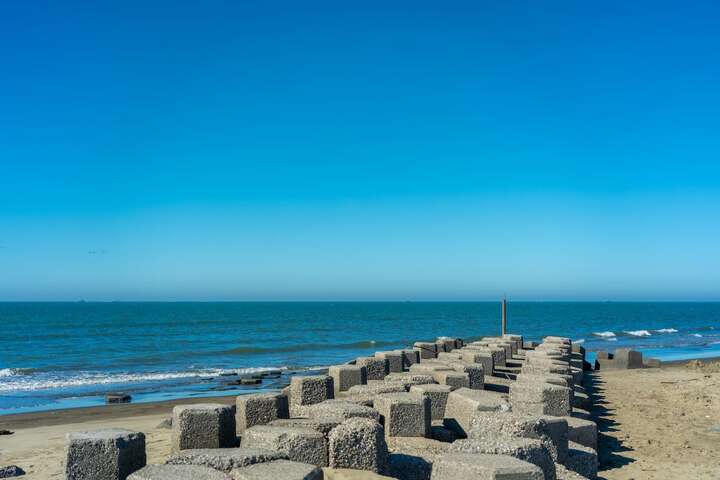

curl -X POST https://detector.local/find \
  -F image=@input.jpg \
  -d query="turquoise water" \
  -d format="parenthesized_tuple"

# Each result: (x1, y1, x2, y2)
(1, 302, 719, 415)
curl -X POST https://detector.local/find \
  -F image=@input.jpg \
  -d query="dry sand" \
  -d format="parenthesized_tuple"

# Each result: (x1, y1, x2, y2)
(596, 359, 720, 479)
(2, 360, 720, 479)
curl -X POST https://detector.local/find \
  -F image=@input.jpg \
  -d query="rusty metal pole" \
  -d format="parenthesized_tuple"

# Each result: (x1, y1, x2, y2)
(501, 296, 507, 336)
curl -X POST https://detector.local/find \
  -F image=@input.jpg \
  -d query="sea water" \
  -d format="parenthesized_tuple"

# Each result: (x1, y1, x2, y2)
(1, 301, 719, 414)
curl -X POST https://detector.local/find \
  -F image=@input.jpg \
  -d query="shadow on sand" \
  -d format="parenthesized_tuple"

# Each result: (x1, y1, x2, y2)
(584, 371, 635, 479)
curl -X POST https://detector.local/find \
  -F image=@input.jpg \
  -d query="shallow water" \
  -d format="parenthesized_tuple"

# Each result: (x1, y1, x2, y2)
(1, 301, 719, 414)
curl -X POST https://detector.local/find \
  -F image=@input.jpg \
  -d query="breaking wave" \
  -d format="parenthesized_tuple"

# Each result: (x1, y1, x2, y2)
(593, 331, 616, 338)
(0, 366, 286, 393)
(625, 330, 652, 337)
(655, 328, 678, 333)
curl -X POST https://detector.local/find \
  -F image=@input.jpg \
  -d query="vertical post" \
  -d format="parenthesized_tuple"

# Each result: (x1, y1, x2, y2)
(501, 296, 507, 336)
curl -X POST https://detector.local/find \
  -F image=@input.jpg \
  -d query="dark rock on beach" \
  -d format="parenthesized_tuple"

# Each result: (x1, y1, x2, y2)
(0, 465, 26, 478)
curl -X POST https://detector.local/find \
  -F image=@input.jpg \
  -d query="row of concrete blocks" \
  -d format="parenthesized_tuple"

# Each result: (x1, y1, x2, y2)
(64, 332, 600, 479)
(594, 348, 656, 370)
(65, 391, 596, 480)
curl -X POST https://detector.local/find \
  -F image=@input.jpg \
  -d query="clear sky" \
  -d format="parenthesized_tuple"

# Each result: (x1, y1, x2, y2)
(1, 1, 719, 301)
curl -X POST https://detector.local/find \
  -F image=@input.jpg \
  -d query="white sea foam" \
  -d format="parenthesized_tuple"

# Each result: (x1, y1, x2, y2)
(692, 333, 703, 338)
(625, 330, 652, 337)
(0, 368, 18, 378)
(574, 338, 585, 344)
(655, 328, 678, 333)
(606, 337, 618, 341)
(0, 366, 286, 393)
(593, 331, 616, 338)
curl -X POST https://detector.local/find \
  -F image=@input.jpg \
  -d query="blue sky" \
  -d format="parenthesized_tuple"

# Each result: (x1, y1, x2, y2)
(1, 1, 719, 301)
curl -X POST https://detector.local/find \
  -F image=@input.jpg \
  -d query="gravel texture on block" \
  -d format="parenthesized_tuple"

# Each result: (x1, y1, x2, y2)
(165, 448, 285, 472)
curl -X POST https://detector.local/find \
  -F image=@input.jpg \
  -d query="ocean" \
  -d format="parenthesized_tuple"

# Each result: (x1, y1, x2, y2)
(1, 301, 719, 415)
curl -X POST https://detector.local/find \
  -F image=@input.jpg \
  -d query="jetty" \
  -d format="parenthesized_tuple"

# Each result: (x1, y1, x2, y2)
(61, 334, 612, 480)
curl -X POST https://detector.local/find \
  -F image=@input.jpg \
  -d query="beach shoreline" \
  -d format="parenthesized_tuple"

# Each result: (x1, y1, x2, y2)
(2, 356, 720, 479)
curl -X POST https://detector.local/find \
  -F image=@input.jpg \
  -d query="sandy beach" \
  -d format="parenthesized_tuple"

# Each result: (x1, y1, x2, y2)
(2, 358, 720, 479)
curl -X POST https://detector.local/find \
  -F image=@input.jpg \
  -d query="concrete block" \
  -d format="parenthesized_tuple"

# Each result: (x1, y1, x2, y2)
(289, 375, 334, 416)
(399, 349, 421, 368)
(437, 352, 462, 362)
(348, 382, 407, 396)
(165, 448, 285, 472)
(240, 426, 327, 467)
(437, 337, 457, 352)
(430, 453, 544, 480)
(328, 365, 367, 394)
(376, 351, 404, 373)
(446, 362, 484, 389)
(356, 356, 389, 380)
(409, 363, 453, 375)
(565, 442, 598, 479)
(306, 399, 380, 422)
(443, 388, 510, 436)
(645, 358, 662, 368)
(388, 453, 433, 480)
(510, 382, 572, 417)
(466, 412, 568, 463)
(269, 418, 341, 439)
(461, 350, 494, 374)
(565, 416, 597, 451)
(374, 393, 431, 438)
(614, 348, 643, 369)
(172, 404, 236, 451)
(413, 342, 438, 359)
(452, 437, 556, 480)
(555, 463, 590, 480)
(230, 459, 322, 480)
(65, 429, 146, 480)
(384, 373, 435, 389)
(516, 372, 572, 388)
(329, 417, 389, 473)
(409, 384, 453, 421)
(235, 393, 288, 434)
(432, 370, 470, 390)
(128, 465, 230, 480)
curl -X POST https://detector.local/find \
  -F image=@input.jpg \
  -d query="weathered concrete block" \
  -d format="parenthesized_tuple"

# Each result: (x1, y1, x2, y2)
(432, 370, 470, 390)
(384, 373, 435, 389)
(565, 416, 597, 451)
(466, 412, 568, 463)
(376, 351, 404, 373)
(230, 459, 322, 480)
(409, 384, 453, 421)
(329, 417, 389, 473)
(399, 349, 421, 368)
(374, 393, 431, 438)
(644, 357, 662, 368)
(269, 418, 341, 439)
(409, 362, 453, 375)
(447, 362, 484, 390)
(430, 453, 544, 480)
(328, 365, 367, 394)
(348, 382, 407, 397)
(165, 448, 285, 472)
(235, 393, 288, 434)
(510, 383, 572, 417)
(127, 465, 230, 480)
(437, 337, 457, 352)
(289, 375, 334, 416)
(516, 372, 572, 388)
(614, 348, 643, 369)
(452, 437, 556, 480)
(565, 442, 598, 479)
(240, 426, 327, 467)
(437, 352, 462, 362)
(443, 388, 510, 436)
(356, 356, 389, 380)
(65, 429, 146, 480)
(306, 399, 380, 422)
(388, 453, 433, 480)
(461, 350, 494, 374)
(413, 342, 438, 360)
(172, 404, 235, 451)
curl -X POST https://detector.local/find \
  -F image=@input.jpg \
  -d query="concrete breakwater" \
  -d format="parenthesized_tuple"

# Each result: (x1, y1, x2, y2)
(61, 334, 600, 480)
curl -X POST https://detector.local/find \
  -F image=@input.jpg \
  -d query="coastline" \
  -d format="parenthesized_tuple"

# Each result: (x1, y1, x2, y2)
(2, 356, 720, 479)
